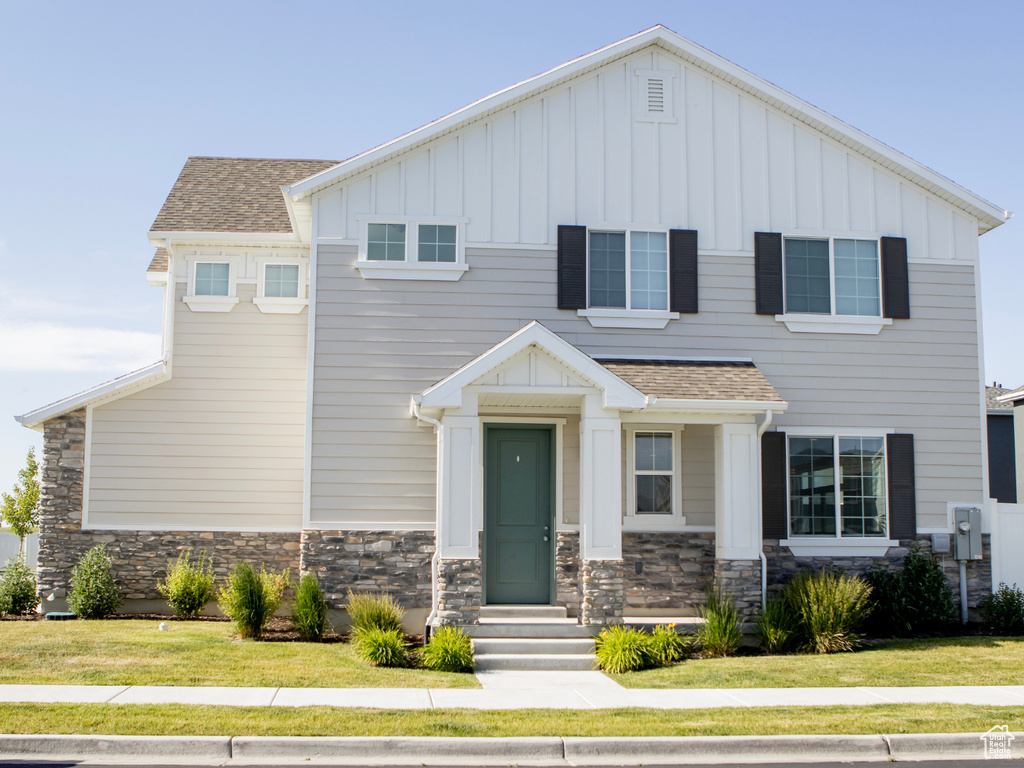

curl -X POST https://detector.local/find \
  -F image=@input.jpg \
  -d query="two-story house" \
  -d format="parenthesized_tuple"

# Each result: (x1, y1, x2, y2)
(18, 26, 1008, 631)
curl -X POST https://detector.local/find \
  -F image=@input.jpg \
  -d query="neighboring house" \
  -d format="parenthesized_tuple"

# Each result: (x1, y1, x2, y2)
(987, 385, 1019, 503)
(996, 387, 1024, 503)
(16, 26, 1010, 628)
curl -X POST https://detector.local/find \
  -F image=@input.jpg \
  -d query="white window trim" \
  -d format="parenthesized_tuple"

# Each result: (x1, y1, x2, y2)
(580, 228, 678, 329)
(183, 257, 240, 312)
(254, 257, 309, 314)
(779, 234, 886, 335)
(783, 429, 895, 556)
(624, 426, 685, 530)
(355, 216, 469, 281)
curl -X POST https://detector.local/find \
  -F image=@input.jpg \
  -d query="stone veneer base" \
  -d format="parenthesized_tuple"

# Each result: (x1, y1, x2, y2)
(581, 559, 625, 625)
(435, 558, 482, 625)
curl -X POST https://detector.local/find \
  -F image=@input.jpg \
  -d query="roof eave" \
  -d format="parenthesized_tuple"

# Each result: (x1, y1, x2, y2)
(645, 398, 789, 414)
(148, 231, 303, 248)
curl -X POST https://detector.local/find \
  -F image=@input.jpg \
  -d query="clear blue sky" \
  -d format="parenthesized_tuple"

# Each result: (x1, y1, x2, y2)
(1, 0, 1021, 486)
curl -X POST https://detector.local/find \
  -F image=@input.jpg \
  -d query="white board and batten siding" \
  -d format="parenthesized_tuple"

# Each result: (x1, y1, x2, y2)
(307, 43, 987, 534)
(86, 257, 308, 532)
(315, 46, 981, 260)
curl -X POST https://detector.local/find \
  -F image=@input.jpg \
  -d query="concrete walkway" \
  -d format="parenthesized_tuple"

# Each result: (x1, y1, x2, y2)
(3, 671, 1024, 710)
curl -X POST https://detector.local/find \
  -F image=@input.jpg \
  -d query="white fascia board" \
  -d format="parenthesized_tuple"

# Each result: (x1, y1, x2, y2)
(285, 25, 1008, 232)
(645, 398, 789, 415)
(996, 390, 1024, 404)
(281, 187, 310, 245)
(419, 321, 647, 410)
(145, 271, 169, 286)
(148, 231, 302, 248)
(15, 362, 167, 431)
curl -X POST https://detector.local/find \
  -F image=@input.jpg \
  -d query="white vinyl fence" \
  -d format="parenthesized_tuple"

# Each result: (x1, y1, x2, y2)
(990, 502, 1024, 590)
(0, 529, 37, 571)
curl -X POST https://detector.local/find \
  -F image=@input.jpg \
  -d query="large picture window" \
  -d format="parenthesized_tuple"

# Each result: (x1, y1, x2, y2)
(789, 435, 887, 538)
(784, 237, 880, 317)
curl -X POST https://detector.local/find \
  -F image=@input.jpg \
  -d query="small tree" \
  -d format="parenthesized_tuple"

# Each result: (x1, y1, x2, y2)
(1, 449, 40, 555)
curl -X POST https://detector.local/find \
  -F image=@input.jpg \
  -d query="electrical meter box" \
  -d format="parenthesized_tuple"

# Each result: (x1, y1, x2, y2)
(953, 507, 982, 561)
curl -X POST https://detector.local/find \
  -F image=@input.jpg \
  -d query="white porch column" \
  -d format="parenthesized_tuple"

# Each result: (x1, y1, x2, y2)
(579, 394, 622, 560)
(714, 422, 761, 560)
(436, 393, 481, 559)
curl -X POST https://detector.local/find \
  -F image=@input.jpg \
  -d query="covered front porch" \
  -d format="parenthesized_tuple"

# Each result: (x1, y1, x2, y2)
(413, 322, 787, 626)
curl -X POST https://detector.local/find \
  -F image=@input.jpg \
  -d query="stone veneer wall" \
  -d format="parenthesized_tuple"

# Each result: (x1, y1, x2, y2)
(299, 530, 434, 610)
(36, 410, 300, 604)
(713, 559, 762, 623)
(435, 558, 482, 625)
(764, 535, 993, 610)
(621, 532, 715, 614)
(580, 559, 624, 625)
(555, 532, 581, 616)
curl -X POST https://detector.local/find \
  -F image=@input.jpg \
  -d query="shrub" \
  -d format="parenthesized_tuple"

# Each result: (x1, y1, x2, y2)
(785, 569, 872, 654)
(68, 545, 122, 619)
(0, 557, 37, 616)
(980, 583, 1024, 635)
(865, 551, 956, 636)
(217, 562, 288, 640)
(648, 624, 688, 665)
(696, 588, 741, 657)
(354, 627, 408, 667)
(346, 589, 404, 636)
(292, 573, 331, 641)
(594, 625, 655, 673)
(755, 596, 797, 654)
(422, 625, 474, 672)
(157, 549, 216, 619)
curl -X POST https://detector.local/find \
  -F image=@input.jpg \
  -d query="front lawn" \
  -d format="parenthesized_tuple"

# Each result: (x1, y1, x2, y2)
(0, 619, 478, 689)
(614, 636, 1024, 688)
(0, 703, 1019, 737)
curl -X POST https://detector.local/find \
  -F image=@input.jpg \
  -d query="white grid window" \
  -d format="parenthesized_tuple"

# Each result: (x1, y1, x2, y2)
(194, 263, 229, 296)
(367, 223, 407, 261)
(264, 264, 299, 298)
(784, 237, 881, 317)
(634, 432, 673, 515)
(589, 230, 668, 311)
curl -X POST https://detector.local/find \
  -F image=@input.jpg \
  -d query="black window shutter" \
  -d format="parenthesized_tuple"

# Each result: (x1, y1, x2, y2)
(754, 232, 784, 315)
(669, 229, 698, 314)
(887, 433, 917, 540)
(557, 225, 587, 310)
(881, 236, 910, 319)
(761, 430, 788, 539)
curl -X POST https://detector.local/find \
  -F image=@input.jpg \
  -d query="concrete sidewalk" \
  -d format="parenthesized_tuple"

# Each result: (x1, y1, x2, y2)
(3, 671, 1024, 710)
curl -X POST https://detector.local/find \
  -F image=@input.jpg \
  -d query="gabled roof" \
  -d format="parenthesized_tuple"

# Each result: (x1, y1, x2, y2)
(285, 25, 1008, 233)
(150, 156, 337, 235)
(147, 248, 168, 273)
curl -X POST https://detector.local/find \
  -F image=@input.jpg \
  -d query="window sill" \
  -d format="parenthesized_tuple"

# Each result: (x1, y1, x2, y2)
(775, 314, 892, 335)
(780, 538, 899, 557)
(623, 515, 687, 531)
(254, 297, 308, 314)
(356, 261, 469, 281)
(578, 308, 679, 329)
(183, 295, 239, 313)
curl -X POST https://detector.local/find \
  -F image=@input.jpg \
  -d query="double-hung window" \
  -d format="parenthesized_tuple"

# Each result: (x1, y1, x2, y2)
(788, 435, 887, 538)
(358, 220, 467, 281)
(784, 237, 881, 317)
(625, 428, 683, 527)
(589, 230, 669, 311)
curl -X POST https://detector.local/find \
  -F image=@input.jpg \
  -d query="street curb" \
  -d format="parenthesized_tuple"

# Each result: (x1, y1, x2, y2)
(886, 731, 1022, 758)
(562, 734, 890, 762)
(232, 735, 565, 760)
(0, 734, 231, 758)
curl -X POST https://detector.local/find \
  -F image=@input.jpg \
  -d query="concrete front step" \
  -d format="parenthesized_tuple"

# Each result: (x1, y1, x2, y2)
(473, 653, 596, 671)
(473, 637, 596, 655)
(479, 605, 568, 620)
(464, 622, 597, 638)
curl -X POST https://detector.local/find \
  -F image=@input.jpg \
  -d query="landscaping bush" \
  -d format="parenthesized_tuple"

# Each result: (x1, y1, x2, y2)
(595, 625, 656, 673)
(217, 562, 288, 640)
(346, 589, 404, 636)
(353, 627, 408, 667)
(755, 596, 797, 654)
(68, 545, 122, 619)
(696, 588, 741, 657)
(648, 623, 689, 665)
(0, 556, 37, 616)
(422, 625, 474, 672)
(865, 550, 956, 636)
(292, 573, 330, 641)
(157, 549, 216, 619)
(980, 583, 1024, 635)
(785, 569, 872, 654)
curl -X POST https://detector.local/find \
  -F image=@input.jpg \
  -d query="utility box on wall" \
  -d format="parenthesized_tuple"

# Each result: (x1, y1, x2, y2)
(953, 507, 982, 561)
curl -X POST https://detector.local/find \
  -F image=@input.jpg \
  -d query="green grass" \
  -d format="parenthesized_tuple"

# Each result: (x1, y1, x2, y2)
(615, 636, 1024, 688)
(0, 703, 1018, 737)
(0, 620, 478, 688)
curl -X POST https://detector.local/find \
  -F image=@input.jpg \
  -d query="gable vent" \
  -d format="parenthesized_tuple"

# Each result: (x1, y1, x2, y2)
(635, 69, 675, 123)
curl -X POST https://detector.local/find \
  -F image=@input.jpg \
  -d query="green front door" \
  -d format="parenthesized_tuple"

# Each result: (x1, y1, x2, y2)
(484, 426, 553, 604)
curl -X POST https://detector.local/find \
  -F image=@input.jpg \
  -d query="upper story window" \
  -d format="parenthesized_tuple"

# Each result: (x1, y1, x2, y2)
(625, 427, 684, 528)
(357, 219, 468, 281)
(784, 237, 880, 317)
(589, 231, 669, 312)
(255, 258, 308, 314)
(194, 262, 230, 296)
(788, 434, 887, 539)
(264, 264, 300, 298)
(184, 260, 239, 312)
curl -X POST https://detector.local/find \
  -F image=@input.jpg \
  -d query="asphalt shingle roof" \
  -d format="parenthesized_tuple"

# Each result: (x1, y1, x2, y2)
(147, 248, 168, 273)
(150, 157, 338, 234)
(988, 385, 1024, 410)
(598, 359, 784, 402)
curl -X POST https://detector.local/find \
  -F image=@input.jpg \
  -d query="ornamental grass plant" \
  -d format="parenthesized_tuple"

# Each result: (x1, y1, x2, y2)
(345, 589, 404, 636)
(696, 588, 741, 657)
(594, 625, 656, 673)
(786, 569, 872, 654)
(217, 562, 289, 640)
(292, 573, 331, 641)
(353, 627, 409, 667)
(157, 549, 216, 619)
(421, 626, 474, 672)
